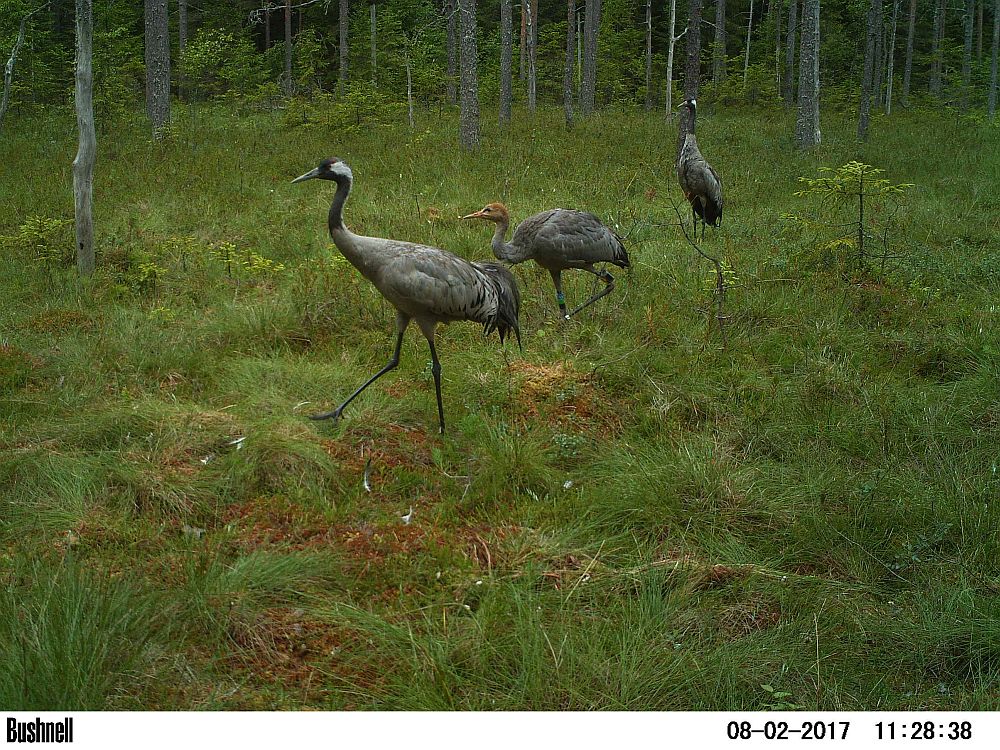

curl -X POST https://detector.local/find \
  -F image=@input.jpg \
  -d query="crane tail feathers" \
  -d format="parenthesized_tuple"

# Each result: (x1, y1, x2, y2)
(477, 262, 522, 350)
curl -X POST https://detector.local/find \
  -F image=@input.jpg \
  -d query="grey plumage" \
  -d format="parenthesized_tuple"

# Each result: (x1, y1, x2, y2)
(677, 98, 724, 241)
(292, 157, 520, 434)
(462, 202, 629, 319)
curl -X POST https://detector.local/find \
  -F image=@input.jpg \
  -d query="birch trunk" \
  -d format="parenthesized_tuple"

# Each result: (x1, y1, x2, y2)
(783, 0, 797, 105)
(743, 0, 754, 84)
(885, 0, 899, 113)
(458, 0, 479, 149)
(501, 0, 513, 123)
(74, 0, 95, 276)
(962, 0, 975, 109)
(795, 0, 820, 149)
(665, 0, 678, 119)
(339, 0, 349, 94)
(447, 0, 457, 103)
(902, 0, 915, 103)
(714, 0, 727, 84)
(859, 0, 878, 140)
(144, 0, 170, 137)
(565, 0, 575, 124)
(677, 0, 702, 159)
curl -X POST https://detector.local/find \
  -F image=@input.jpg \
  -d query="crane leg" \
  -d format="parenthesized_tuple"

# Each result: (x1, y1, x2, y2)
(310, 313, 410, 422)
(549, 269, 569, 320)
(418, 321, 446, 434)
(566, 267, 615, 318)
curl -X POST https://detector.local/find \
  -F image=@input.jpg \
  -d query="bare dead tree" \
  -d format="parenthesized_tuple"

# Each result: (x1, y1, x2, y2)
(670, 199, 729, 349)
(1, 3, 49, 135)
(665, 0, 687, 120)
(74, 0, 95, 276)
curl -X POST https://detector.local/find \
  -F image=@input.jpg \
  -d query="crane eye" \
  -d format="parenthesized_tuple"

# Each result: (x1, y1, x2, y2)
(483, 207, 491, 213)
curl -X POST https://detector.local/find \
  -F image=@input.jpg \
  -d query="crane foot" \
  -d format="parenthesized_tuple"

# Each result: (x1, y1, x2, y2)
(308, 408, 343, 422)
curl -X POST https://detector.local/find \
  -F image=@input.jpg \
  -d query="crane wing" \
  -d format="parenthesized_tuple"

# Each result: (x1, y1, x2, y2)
(513, 209, 628, 268)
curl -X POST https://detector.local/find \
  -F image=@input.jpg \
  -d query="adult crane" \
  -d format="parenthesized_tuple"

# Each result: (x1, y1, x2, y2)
(292, 158, 521, 434)
(677, 98, 724, 242)
(461, 202, 629, 320)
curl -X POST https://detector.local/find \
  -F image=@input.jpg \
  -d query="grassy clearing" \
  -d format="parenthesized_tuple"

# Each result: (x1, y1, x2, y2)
(1, 102, 999, 710)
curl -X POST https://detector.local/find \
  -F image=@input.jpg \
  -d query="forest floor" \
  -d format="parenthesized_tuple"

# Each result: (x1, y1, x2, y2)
(1, 102, 999, 710)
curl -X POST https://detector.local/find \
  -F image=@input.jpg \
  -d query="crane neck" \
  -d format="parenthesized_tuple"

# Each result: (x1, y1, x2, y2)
(327, 174, 352, 236)
(490, 218, 528, 263)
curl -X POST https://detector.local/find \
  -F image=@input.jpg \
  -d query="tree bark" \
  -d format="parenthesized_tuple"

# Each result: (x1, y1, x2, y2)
(743, 0, 754, 84)
(565, 0, 575, 124)
(526, 0, 536, 111)
(458, 0, 479, 149)
(990, 0, 998, 118)
(370, 2, 377, 87)
(930, 0, 945, 96)
(665, 0, 679, 118)
(962, 0, 975, 109)
(520, 3, 526, 81)
(283, 0, 293, 94)
(885, 0, 899, 113)
(74, 0, 95, 276)
(795, 0, 820, 149)
(339, 0, 349, 93)
(581, 0, 602, 115)
(1, 8, 40, 135)
(977, 0, 983, 61)
(872, 0, 884, 107)
(677, 0, 702, 158)
(902, 0, 915, 103)
(783, 0, 797, 105)
(501, 0, 513, 123)
(714, 0, 727, 84)
(144, 0, 170, 137)
(773, 0, 782, 91)
(447, 0, 457, 103)
(645, 0, 653, 109)
(178, 0, 187, 98)
(859, 0, 879, 140)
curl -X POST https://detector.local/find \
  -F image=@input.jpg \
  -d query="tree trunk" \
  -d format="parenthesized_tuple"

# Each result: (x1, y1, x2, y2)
(977, 0, 984, 61)
(447, 0, 457, 103)
(714, 0, 727, 84)
(665, 0, 678, 118)
(872, 1, 884, 107)
(458, 0, 479, 149)
(283, 0, 293, 94)
(565, 0, 575, 124)
(743, 0, 754, 84)
(773, 0, 782, 91)
(962, 0, 975, 109)
(370, 2, 377, 87)
(795, 0, 820, 148)
(178, 0, 187, 98)
(783, 0, 797, 105)
(930, 0, 945, 96)
(144, 0, 170, 137)
(645, 0, 653, 109)
(526, 0, 536, 111)
(990, 0, 998, 118)
(859, 0, 879, 140)
(885, 0, 899, 113)
(500, 0, 513, 124)
(677, 0, 702, 158)
(1, 9, 39, 135)
(902, 0, 915, 103)
(581, 0, 603, 114)
(339, 0, 349, 94)
(74, 0, 95, 276)
(520, 3, 526, 81)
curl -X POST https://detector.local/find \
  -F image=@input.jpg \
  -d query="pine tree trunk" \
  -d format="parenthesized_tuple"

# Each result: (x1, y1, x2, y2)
(527, 0, 536, 111)
(795, 0, 820, 148)
(339, 0, 349, 94)
(902, 0, 915, 103)
(447, 0, 457, 103)
(283, 0, 293, 94)
(930, 0, 945, 96)
(645, 0, 653, 109)
(581, 0, 602, 115)
(370, 2, 377, 87)
(74, 0, 95, 276)
(859, 0, 879, 140)
(743, 0, 754, 84)
(144, 0, 170, 137)
(714, 0, 727, 84)
(783, 0, 798, 105)
(962, 0, 975, 109)
(565, 0, 575, 124)
(677, 0, 702, 158)
(885, 0, 899, 113)
(990, 0, 999, 118)
(665, 0, 678, 118)
(458, 0, 479, 149)
(501, 0, 513, 123)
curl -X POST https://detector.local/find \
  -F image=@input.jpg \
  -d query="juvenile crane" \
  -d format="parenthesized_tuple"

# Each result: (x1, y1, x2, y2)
(677, 98, 724, 242)
(292, 158, 521, 434)
(461, 202, 629, 320)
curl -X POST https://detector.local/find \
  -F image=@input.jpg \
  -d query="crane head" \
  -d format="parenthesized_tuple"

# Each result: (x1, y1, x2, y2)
(292, 158, 353, 184)
(678, 98, 697, 112)
(460, 202, 510, 224)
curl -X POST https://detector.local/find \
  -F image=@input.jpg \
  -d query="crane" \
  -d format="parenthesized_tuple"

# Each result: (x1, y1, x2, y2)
(292, 158, 521, 434)
(461, 202, 629, 320)
(677, 98, 724, 242)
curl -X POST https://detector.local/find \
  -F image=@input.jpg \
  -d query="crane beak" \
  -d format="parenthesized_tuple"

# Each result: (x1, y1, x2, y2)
(460, 210, 485, 220)
(291, 167, 321, 184)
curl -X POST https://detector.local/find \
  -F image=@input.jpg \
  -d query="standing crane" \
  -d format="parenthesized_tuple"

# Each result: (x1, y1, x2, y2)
(677, 98, 724, 242)
(292, 158, 521, 434)
(461, 202, 629, 320)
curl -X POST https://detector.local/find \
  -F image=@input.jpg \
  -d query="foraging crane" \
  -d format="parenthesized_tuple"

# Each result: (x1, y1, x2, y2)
(292, 158, 521, 434)
(461, 202, 629, 320)
(677, 98, 724, 242)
